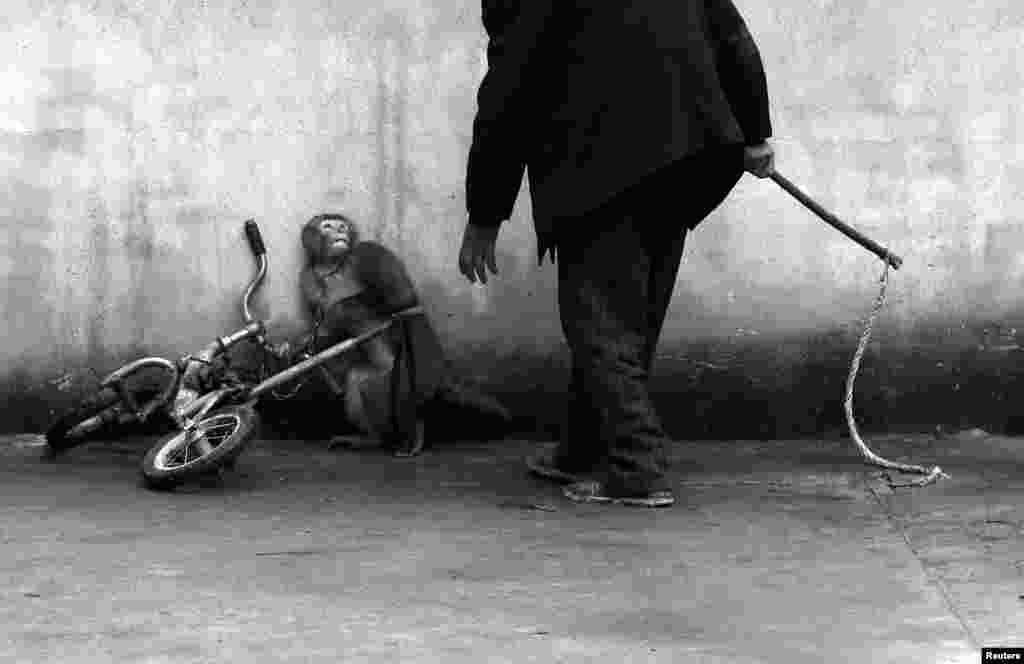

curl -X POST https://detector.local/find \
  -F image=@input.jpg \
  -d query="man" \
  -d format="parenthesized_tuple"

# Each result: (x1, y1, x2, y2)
(458, 0, 775, 507)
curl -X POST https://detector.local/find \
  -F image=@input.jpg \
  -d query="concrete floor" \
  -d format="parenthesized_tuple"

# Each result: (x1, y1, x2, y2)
(0, 430, 1021, 663)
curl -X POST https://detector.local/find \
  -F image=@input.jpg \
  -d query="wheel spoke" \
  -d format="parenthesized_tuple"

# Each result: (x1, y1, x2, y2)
(152, 412, 243, 472)
(192, 435, 215, 457)
(206, 421, 235, 441)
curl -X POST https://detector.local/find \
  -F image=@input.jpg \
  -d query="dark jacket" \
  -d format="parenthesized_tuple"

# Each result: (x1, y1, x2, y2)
(465, 0, 772, 259)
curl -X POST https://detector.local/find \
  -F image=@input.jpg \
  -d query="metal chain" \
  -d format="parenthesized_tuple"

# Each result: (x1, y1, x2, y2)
(264, 306, 326, 401)
(844, 262, 949, 487)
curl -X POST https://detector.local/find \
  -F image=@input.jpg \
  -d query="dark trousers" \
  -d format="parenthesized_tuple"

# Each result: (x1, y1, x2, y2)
(553, 145, 744, 495)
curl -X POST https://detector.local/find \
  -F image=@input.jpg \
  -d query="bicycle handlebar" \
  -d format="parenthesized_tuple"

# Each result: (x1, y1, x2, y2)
(244, 219, 266, 256)
(216, 320, 266, 351)
(70, 220, 270, 427)
(241, 220, 268, 323)
(186, 220, 268, 385)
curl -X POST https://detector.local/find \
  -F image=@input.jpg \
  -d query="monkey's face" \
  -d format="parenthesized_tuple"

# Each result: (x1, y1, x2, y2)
(318, 217, 353, 260)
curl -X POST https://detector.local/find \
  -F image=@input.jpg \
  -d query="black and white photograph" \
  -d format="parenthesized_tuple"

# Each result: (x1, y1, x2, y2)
(0, 1, 1021, 661)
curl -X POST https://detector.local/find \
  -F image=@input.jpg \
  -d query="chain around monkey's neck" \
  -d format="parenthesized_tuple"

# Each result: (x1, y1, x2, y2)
(311, 254, 364, 310)
(313, 255, 350, 279)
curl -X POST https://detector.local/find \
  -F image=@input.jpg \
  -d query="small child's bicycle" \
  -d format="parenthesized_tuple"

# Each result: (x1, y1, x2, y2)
(45, 220, 425, 490)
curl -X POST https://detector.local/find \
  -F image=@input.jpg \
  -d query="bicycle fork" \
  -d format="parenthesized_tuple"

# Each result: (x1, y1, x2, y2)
(173, 384, 256, 449)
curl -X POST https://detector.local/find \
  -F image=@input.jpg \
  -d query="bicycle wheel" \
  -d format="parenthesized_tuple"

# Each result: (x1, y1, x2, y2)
(140, 404, 259, 491)
(44, 387, 122, 456)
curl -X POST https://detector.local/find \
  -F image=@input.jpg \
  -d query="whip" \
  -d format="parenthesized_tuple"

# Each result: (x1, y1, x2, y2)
(769, 171, 949, 487)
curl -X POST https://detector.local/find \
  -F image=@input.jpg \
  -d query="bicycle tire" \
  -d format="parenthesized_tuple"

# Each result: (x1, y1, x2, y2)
(140, 404, 259, 491)
(44, 387, 122, 455)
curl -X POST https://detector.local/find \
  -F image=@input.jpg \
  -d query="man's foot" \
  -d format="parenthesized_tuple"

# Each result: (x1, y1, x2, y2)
(526, 446, 593, 484)
(563, 480, 674, 507)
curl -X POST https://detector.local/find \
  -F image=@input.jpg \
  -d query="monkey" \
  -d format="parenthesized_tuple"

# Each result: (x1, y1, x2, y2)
(293, 213, 511, 456)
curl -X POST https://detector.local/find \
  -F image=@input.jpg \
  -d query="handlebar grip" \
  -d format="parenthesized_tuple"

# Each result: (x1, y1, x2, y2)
(244, 219, 266, 256)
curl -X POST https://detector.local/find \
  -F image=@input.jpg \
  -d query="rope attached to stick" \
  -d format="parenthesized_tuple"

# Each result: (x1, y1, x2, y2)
(844, 262, 949, 487)
(768, 170, 948, 487)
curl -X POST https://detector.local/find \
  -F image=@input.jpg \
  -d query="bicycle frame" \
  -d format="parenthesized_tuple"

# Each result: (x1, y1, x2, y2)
(86, 320, 263, 431)
(97, 357, 179, 422)
(80, 220, 268, 432)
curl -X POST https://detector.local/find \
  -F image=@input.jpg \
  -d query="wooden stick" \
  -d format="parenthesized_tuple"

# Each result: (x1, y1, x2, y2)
(769, 171, 903, 270)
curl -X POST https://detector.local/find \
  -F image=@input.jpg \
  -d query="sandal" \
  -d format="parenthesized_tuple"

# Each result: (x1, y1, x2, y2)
(563, 480, 675, 507)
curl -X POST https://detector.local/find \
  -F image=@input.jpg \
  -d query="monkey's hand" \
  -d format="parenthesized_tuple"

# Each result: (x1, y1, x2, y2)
(270, 341, 293, 359)
(267, 330, 315, 362)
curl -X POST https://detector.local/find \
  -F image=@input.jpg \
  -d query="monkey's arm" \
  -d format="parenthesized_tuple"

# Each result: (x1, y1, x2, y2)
(347, 241, 420, 316)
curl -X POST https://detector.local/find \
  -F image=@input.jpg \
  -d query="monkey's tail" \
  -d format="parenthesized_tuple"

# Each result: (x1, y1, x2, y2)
(433, 378, 512, 426)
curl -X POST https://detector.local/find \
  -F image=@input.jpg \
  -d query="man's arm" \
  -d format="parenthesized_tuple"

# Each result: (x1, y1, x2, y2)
(465, 0, 557, 229)
(705, 0, 772, 146)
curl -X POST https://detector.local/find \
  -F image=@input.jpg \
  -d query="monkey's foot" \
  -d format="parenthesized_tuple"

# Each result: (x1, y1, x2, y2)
(327, 435, 383, 451)
(393, 419, 426, 458)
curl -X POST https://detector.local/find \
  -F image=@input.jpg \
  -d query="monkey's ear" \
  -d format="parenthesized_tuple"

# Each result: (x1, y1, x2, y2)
(301, 224, 322, 260)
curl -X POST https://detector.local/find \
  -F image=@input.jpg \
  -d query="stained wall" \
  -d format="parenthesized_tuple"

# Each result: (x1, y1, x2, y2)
(4, 1, 1023, 437)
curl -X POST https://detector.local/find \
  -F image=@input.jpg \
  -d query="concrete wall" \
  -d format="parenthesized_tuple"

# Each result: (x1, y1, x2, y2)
(4, 0, 1024, 438)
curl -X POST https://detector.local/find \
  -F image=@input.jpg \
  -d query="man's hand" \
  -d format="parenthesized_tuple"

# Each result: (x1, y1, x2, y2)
(458, 223, 500, 284)
(743, 141, 775, 178)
